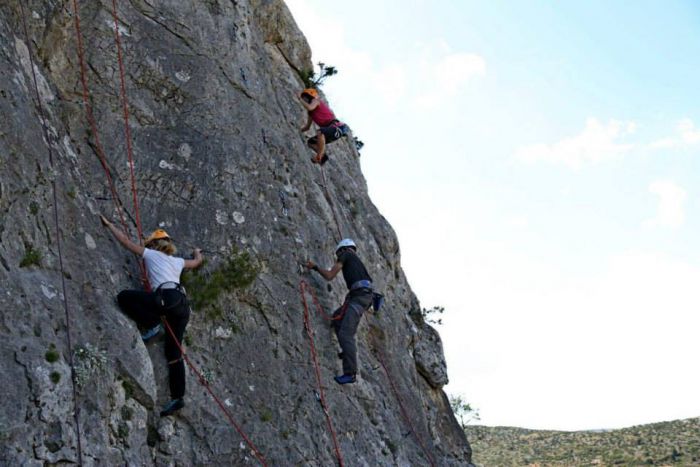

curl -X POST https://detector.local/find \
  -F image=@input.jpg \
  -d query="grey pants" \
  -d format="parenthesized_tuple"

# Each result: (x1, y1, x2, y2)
(332, 290, 373, 375)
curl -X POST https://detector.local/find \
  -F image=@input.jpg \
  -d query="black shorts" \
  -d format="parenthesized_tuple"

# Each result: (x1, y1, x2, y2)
(308, 123, 349, 145)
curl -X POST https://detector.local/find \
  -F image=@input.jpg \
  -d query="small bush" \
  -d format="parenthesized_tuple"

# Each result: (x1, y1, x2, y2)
(121, 405, 133, 421)
(45, 346, 60, 363)
(300, 62, 337, 89)
(19, 245, 41, 268)
(117, 421, 129, 439)
(122, 380, 134, 400)
(449, 394, 480, 428)
(260, 408, 273, 422)
(50, 371, 61, 384)
(29, 201, 39, 215)
(182, 248, 259, 314)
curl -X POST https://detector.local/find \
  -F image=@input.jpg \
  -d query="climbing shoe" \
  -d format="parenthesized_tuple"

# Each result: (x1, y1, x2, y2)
(160, 398, 185, 417)
(334, 374, 356, 385)
(141, 324, 162, 342)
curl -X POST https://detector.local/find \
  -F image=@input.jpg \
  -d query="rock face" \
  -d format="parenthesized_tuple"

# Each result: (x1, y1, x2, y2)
(0, 1, 472, 465)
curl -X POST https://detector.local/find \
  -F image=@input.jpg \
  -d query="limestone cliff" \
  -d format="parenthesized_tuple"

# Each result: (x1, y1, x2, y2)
(0, 1, 472, 465)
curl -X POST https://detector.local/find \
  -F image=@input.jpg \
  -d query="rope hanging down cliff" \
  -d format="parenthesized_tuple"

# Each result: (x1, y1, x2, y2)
(70, 2, 268, 463)
(299, 280, 346, 467)
(374, 350, 437, 467)
(319, 166, 344, 240)
(17, 3, 84, 465)
(109, 0, 145, 248)
(160, 317, 269, 466)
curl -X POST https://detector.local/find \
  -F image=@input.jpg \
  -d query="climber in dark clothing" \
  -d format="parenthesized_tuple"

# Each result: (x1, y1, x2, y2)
(298, 88, 349, 165)
(306, 238, 373, 384)
(100, 215, 203, 416)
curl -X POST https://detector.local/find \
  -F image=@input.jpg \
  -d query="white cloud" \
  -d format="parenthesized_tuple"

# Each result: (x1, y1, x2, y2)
(286, 1, 484, 110)
(435, 237, 700, 429)
(678, 118, 700, 144)
(414, 52, 486, 107)
(515, 118, 636, 169)
(285, 0, 403, 106)
(650, 118, 700, 149)
(644, 180, 687, 229)
(372, 64, 407, 107)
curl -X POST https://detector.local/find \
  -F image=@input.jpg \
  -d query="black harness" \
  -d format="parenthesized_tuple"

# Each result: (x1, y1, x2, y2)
(155, 282, 188, 312)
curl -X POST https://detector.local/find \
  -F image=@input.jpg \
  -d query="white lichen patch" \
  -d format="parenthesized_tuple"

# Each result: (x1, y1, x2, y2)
(74, 343, 107, 388)
(225, 398, 233, 407)
(175, 70, 191, 82)
(40, 284, 57, 300)
(62, 136, 78, 161)
(177, 143, 192, 160)
(159, 160, 175, 170)
(232, 212, 245, 224)
(214, 326, 232, 339)
(15, 38, 54, 104)
(12, 70, 28, 94)
(215, 210, 229, 225)
(84, 233, 96, 250)
(104, 19, 131, 37)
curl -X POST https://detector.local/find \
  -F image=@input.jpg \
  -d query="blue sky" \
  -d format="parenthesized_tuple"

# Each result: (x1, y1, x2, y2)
(286, 0, 700, 430)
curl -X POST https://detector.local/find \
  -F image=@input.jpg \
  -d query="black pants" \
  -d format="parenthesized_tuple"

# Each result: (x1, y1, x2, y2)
(332, 289, 373, 375)
(117, 289, 190, 399)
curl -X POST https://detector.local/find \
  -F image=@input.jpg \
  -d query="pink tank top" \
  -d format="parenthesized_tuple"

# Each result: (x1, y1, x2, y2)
(310, 100, 336, 127)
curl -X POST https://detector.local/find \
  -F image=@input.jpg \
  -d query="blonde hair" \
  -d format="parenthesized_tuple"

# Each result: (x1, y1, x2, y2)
(146, 238, 177, 255)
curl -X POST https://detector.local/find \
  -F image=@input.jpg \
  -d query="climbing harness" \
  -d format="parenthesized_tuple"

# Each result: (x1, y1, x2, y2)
(69, 1, 268, 463)
(18, 3, 84, 464)
(299, 280, 345, 467)
(154, 281, 187, 309)
(374, 350, 437, 467)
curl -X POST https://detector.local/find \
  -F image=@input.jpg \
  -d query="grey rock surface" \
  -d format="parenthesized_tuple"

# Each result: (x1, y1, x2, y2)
(0, 0, 472, 465)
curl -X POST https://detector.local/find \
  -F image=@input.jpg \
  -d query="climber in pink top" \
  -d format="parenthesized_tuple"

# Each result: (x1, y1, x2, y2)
(298, 88, 349, 165)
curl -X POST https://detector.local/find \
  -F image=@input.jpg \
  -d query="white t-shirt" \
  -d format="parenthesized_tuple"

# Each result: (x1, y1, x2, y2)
(142, 248, 185, 289)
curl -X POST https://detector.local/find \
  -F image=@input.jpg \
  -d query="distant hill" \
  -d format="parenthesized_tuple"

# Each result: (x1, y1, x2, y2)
(465, 417, 700, 466)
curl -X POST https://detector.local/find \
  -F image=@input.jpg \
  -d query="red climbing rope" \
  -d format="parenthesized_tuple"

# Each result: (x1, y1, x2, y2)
(109, 0, 144, 243)
(375, 350, 437, 467)
(71, 0, 130, 235)
(299, 280, 345, 467)
(319, 166, 344, 241)
(107, 0, 149, 288)
(18, 3, 84, 464)
(299, 278, 348, 321)
(160, 317, 268, 466)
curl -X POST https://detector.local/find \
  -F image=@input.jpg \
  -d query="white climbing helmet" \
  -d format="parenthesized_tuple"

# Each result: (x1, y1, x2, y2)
(335, 238, 357, 252)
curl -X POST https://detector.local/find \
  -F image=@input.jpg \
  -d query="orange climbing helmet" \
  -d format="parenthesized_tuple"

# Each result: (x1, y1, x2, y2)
(302, 88, 318, 99)
(145, 229, 171, 245)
